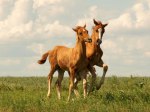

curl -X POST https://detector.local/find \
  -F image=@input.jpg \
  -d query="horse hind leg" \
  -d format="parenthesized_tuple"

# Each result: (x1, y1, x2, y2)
(55, 69, 64, 100)
(47, 66, 56, 98)
(87, 66, 97, 94)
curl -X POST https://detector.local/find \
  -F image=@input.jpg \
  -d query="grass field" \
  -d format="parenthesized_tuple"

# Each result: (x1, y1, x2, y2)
(0, 76, 150, 112)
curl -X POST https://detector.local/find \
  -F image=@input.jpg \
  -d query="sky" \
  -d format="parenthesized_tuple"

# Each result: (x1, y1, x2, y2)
(0, 0, 150, 77)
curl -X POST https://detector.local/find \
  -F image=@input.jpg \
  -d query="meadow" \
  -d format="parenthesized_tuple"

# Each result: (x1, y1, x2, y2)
(0, 76, 150, 112)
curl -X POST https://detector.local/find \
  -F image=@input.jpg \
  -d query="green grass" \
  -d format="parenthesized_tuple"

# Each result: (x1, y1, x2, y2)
(0, 76, 150, 112)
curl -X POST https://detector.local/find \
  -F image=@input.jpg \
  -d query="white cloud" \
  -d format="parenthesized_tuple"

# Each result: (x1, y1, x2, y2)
(89, 5, 98, 18)
(0, 59, 21, 66)
(76, 5, 98, 29)
(34, 4, 64, 24)
(44, 20, 72, 38)
(0, 0, 71, 44)
(108, 0, 150, 32)
(102, 39, 122, 55)
(103, 35, 149, 52)
(0, 0, 35, 43)
(0, 0, 14, 20)
(6, 0, 35, 25)
(109, 13, 133, 31)
(27, 43, 46, 55)
(26, 56, 49, 73)
(101, 0, 150, 70)
(133, 2, 150, 28)
(27, 62, 40, 70)
(144, 51, 150, 57)
(49, 6, 64, 15)
(33, 0, 62, 9)
(76, 5, 111, 30)
(0, 21, 33, 43)
(123, 59, 134, 65)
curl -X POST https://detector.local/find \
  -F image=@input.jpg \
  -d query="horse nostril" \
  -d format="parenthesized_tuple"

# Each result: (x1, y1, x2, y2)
(97, 39, 102, 45)
(88, 38, 92, 42)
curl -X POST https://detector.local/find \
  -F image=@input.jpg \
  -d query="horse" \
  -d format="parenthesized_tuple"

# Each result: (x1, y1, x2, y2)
(90, 19, 108, 90)
(38, 25, 92, 101)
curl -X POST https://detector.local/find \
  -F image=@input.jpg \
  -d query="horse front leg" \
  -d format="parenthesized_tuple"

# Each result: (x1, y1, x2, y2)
(74, 74, 81, 98)
(96, 60, 108, 90)
(82, 73, 87, 98)
(87, 65, 96, 94)
(68, 69, 75, 101)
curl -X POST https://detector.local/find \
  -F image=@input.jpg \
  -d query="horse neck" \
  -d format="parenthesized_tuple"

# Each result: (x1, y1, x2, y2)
(90, 30, 98, 51)
(74, 36, 86, 58)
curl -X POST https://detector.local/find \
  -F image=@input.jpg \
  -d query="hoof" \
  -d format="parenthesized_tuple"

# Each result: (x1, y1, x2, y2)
(47, 94, 50, 98)
(96, 85, 101, 90)
(58, 96, 61, 100)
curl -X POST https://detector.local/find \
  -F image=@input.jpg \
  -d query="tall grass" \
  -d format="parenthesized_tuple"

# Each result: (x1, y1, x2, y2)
(0, 76, 150, 112)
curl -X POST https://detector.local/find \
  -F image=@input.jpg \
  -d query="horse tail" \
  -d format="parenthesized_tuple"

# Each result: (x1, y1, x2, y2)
(37, 51, 50, 64)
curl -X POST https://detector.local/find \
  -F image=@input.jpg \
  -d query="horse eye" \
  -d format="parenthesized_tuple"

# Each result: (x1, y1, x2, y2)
(79, 32, 82, 35)
(96, 30, 98, 32)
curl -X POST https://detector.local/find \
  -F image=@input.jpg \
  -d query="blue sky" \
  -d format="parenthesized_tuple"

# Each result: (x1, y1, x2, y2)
(0, 0, 149, 77)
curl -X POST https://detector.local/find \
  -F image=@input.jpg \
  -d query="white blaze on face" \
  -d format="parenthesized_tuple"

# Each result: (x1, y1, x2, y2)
(99, 28, 102, 39)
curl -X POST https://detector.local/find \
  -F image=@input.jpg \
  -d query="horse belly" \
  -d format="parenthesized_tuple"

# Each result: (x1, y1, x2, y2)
(57, 57, 69, 70)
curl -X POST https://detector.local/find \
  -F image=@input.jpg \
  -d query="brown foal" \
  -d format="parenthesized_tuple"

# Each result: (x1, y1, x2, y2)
(38, 25, 92, 101)
(88, 19, 108, 90)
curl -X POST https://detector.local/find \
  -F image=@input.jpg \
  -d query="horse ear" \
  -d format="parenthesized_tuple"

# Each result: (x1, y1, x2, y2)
(93, 19, 98, 25)
(72, 28, 77, 32)
(103, 23, 108, 27)
(83, 24, 86, 28)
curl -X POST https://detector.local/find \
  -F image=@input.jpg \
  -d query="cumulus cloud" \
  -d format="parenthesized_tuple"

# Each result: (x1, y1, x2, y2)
(102, 35, 150, 66)
(0, 0, 70, 44)
(27, 62, 41, 70)
(102, 39, 122, 55)
(0, 0, 14, 20)
(144, 51, 150, 57)
(108, 0, 150, 33)
(44, 20, 72, 38)
(26, 56, 49, 74)
(27, 43, 46, 55)
(0, 0, 35, 43)
(101, 0, 150, 70)
(76, 4, 111, 32)
(0, 59, 21, 66)
(33, 0, 62, 9)
(76, 5, 99, 28)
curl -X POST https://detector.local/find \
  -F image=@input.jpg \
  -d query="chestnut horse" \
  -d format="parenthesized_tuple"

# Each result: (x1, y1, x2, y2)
(38, 25, 92, 101)
(87, 19, 108, 90)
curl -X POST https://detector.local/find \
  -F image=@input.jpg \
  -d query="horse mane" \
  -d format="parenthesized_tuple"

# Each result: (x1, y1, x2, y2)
(75, 26, 83, 30)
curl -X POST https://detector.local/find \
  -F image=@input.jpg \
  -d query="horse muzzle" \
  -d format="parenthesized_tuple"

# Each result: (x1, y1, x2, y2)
(97, 39, 102, 45)
(86, 38, 92, 43)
